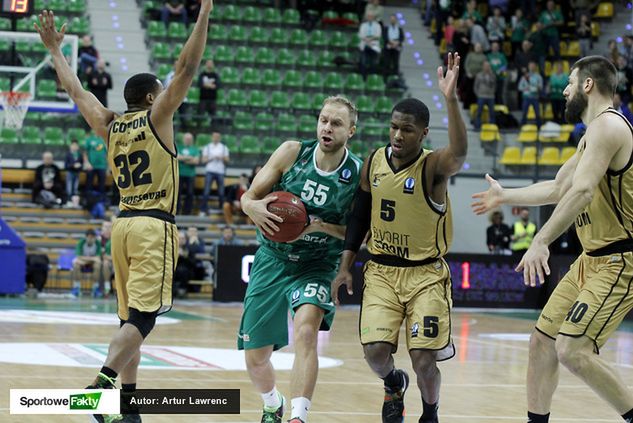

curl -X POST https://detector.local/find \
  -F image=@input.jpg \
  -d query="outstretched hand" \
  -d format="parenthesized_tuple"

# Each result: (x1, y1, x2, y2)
(437, 52, 460, 100)
(471, 173, 504, 215)
(34, 10, 66, 52)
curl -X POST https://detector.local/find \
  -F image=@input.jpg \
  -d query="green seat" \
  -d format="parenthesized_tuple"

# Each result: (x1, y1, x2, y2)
(282, 70, 303, 89)
(195, 133, 211, 147)
(289, 28, 308, 48)
(68, 16, 90, 35)
(342, 12, 359, 26)
(220, 4, 240, 21)
(277, 113, 298, 133)
(220, 66, 240, 85)
(282, 9, 301, 25)
(37, 80, 58, 99)
(233, 111, 254, 131)
(366, 74, 386, 93)
(329, 31, 347, 49)
(345, 73, 364, 91)
(311, 92, 327, 111)
(348, 140, 367, 157)
(43, 127, 64, 145)
(262, 7, 282, 25)
(20, 126, 41, 144)
(240, 135, 259, 154)
(317, 50, 335, 68)
(202, 45, 214, 61)
(322, 10, 339, 21)
(270, 91, 290, 109)
(156, 63, 171, 80)
(151, 42, 171, 61)
(143, 0, 157, 17)
(249, 27, 267, 44)
(296, 49, 316, 67)
(0, 39, 9, 53)
(67, 127, 86, 143)
(167, 22, 188, 40)
(255, 47, 275, 66)
(0, 18, 11, 30)
(216, 89, 227, 107)
(303, 71, 322, 90)
(241, 67, 260, 86)
(309, 30, 328, 48)
(222, 134, 238, 151)
(375, 96, 392, 114)
(67, 0, 87, 14)
(268, 27, 286, 45)
(242, 6, 261, 23)
(348, 33, 360, 49)
(228, 25, 248, 43)
(48, 0, 67, 12)
(261, 69, 281, 87)
(276, 48, 295, 66)
(15, 41, 31, 54)
(209, 24, 227, 42)
(363, 117, 383, 137)
(187, 87, 200, 104)
(249, 90, 268, 108)
(17, 15, 39, 32)
(355, 95, 374, 114)
(0, 77, 9, 91)
(213, 45, 233, 62)
(262, 136, 279, 154)
(293, 92, 311, 110)
(227, 89, 248, 107)
(323, 72, 344, 91)
(255, 112, 274, 132)
(298, 115, 315, 134)
(171, 43, 184, 59)
(234, 46, 253, 64)
(148, 21, 167, 39)
(0, 128, 19, 144)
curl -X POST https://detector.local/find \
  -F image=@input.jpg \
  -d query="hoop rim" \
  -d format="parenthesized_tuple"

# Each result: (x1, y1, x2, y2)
(0, 91, 32, 100)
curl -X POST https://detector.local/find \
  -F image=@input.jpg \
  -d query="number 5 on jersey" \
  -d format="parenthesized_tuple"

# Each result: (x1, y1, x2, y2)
(301, 180, 330, 206)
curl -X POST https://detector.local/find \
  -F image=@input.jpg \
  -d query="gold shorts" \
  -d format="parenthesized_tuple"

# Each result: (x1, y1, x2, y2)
(111, 216, 179, 321)
(360, 259, 455, 360)
(536, 251, 633, 350)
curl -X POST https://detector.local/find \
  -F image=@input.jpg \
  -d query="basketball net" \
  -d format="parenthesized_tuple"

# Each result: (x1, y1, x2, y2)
(0, 91, 32, 130)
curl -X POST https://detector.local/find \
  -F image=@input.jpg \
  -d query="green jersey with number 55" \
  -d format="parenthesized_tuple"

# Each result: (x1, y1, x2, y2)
(107, 110, 179, 216)
(258, 140, 362, 261)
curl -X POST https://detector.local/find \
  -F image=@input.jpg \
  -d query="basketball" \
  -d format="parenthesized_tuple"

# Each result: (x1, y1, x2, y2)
(263, 191, 309, 243)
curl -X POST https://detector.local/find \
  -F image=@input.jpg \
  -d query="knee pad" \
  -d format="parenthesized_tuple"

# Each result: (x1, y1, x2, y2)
(125, 308, 157, 339)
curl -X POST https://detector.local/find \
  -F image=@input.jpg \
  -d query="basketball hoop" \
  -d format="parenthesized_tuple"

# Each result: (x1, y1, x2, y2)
(0, 91, 32, 130)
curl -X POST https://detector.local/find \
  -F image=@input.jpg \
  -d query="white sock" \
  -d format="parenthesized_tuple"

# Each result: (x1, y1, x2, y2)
(261, 387, 282, 409)
(291, 397, 311, 422)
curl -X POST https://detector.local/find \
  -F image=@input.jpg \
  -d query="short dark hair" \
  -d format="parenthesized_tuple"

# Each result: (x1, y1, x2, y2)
(123, 73, 161, 106)
(86, 229, 96, 237)
(70, 139, 78, 144)
(571, 55, 617, 97)
(392, 98, 430, 128)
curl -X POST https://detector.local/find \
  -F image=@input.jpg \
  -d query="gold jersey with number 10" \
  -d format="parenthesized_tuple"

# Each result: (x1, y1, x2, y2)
(107, 110, 179, 215)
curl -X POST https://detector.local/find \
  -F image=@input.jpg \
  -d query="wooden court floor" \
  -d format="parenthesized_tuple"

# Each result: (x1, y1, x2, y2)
(1, 297, 633, 422)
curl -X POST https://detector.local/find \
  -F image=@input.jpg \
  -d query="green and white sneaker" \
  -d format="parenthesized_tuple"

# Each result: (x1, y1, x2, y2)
(261, 394, 286, 423)
(87, 373, 123, 423)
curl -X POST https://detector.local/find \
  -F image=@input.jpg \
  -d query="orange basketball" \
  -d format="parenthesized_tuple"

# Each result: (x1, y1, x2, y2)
(264, 191, 309, 243)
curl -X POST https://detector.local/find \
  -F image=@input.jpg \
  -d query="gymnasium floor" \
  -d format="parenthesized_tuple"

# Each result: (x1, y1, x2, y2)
(1, 297, 632, 422)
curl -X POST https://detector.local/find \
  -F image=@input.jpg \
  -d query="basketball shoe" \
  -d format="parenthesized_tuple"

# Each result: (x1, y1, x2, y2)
(86, 373, 123, 423)
(382, 369, 409, 423)
(261, 395, 286, 423)
(287, 419, 305, 423)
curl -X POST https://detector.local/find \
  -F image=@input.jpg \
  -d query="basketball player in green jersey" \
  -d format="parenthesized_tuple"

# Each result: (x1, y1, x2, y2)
(473, 56, 633, 423)
(332, 52, 466, 423)
(36, 3, 213, 422)
(238, 96, 362, 423)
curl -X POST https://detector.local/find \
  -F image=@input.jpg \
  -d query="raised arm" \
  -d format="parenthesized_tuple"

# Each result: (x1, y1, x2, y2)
(429, 52, 468, 178)
(35, 11, 114, 139)
(150, 0, 213, 143)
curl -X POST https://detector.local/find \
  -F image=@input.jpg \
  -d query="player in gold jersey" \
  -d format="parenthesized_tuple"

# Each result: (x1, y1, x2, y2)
(332, 53, 466, 423)
(36, 2, 213, 422)
(472, 55, 633, 423)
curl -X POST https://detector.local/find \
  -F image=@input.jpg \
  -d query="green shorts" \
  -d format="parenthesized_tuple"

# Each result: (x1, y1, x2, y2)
(237, 247, 338, 351)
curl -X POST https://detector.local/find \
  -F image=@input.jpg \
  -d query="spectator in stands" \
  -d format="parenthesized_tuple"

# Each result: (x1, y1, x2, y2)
(358, 11, 382, 79)
(539, 0, 563, 62)
(605, 39, 621, 66)
(214, 226, 241, 247)
(515, 40, 536, 77)
(614, 93, 633, 125)
(576, 13, 593, 59)
(487, 210, 512, 255)
(198, 59, 220, 117)
(434, 0, 452, 46)
(453, 19, 471, 64)
(464, 42, 487, 108)
(486, 7, 506, 44)
(547, 61, 568, 124)
(174, 231, 194, 298)
(64, 140, 83, 207)
(527, 22, 547, 76)
(510, 9, 530, 59)
(487, 41, 507, 103)
(473, 61, 496, 130)
(364, 0, 384, 25)
(511, 207, 537, 259)
(490, 0, 509, 13)
(71, 228, 102, 297)
(570, 0, 601, 24)
(83, 132, 108, 203)
(161, 0, 188, 26)
(99, 220, 113, 296)
(186, 0, 201, 22)
(186, 226, 206, 256)
(177, 132, 200, 215)
(382, 14, 404, 76)
(616, 55, 633, 103)
(86, 59, 113, 107)
(33, 151, 65, 208)
(78, 35, 99, 74)
(518, 60, 543, 127)
(466, 18, 489, 52)
(444, 16, 456, 52)
(200, 132, 229, 216)
(622, 35, 633, 70)
(462, 0, 482, 24)
(223, 173, 250, 225)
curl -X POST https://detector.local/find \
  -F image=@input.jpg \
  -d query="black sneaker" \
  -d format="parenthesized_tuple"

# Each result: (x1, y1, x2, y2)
(419, 417, 439, 423)
(87, 373, 123, 423)
(121, 415, 142, 423)
(382, 369, 409, 423)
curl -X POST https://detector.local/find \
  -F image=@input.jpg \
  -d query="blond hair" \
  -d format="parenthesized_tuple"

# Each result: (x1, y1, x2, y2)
(322, 95, 358, 127)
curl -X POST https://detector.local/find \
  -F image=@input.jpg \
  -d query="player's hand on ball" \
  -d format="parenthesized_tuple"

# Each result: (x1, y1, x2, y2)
(35, 10, 67, 51)
(246, 196, 283, 237)
(471, 173, 503, 215)
(331, 269, 353, 306)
